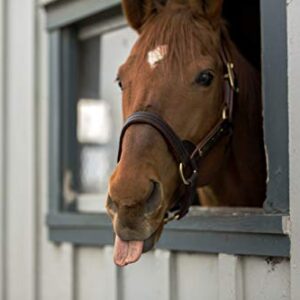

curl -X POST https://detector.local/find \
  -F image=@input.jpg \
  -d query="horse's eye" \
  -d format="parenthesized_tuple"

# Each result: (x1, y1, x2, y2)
(195, 71, 214, 87)
(116, 77, 123, 90)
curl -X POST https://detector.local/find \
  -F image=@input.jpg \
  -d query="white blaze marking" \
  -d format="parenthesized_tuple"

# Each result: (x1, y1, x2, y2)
(147, 45, 168, 69)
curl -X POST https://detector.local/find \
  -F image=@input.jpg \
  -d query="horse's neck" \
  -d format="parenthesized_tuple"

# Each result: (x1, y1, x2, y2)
(200, 44, 266, 207)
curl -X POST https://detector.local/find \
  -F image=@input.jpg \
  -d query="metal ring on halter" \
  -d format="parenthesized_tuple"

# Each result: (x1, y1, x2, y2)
(164, 211, 181, 224)
(222, 106, 229, 120)
(179, 163, 198, 186)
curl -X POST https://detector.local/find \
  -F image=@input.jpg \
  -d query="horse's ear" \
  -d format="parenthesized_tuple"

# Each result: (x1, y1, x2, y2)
(189, 0, 223, 20)
(122, 0, 163, 32)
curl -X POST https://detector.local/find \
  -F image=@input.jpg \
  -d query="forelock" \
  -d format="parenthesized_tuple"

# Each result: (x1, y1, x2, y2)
(131, 5, 222, 77)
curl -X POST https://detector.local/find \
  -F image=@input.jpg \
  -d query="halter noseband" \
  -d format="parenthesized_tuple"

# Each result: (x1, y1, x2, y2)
(117, 45, 238, 223)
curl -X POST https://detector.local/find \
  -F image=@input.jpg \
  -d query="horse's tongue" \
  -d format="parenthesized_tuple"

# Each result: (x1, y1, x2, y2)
(113, 235, 144, 267)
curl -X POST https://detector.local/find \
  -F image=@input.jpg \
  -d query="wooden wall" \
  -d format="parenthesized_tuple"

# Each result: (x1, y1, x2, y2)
(288, 0, 300, 299)
(0, 0, 294, 300)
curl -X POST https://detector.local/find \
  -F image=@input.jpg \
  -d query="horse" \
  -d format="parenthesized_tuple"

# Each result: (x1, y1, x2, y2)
(106, 0, 266, 267)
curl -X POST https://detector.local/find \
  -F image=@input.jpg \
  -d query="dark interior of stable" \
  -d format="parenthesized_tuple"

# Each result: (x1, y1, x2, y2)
(223, 0, 261, 72)
(193, 0, 263, 207)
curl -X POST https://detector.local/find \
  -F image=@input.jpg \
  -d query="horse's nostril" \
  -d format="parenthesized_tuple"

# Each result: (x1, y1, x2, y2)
(145, 181, 161, 214)
(106, 195, 118, 213)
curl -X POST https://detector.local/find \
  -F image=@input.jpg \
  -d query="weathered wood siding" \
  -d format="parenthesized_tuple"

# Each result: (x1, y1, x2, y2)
(0, 0, 295, 300)
(0, 0, 5, 298)
(288, 0, 300, 299)
(1, 0, 38, 299)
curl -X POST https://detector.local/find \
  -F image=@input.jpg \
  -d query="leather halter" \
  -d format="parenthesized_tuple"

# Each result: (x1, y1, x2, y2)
(117, 45, 238, 223)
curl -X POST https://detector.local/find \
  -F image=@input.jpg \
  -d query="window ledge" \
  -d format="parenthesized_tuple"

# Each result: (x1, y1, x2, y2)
(47, 208, 290, 258)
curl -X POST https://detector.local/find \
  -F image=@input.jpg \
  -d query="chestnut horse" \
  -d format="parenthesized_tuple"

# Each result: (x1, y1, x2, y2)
(106, 0, 266, 267)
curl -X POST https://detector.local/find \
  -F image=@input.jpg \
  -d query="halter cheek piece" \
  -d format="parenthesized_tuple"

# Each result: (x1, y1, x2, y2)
(117, 46, 238, 224)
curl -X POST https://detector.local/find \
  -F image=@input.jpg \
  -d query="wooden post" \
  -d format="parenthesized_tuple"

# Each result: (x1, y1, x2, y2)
(0, 0, 6, 299)
(288, 0, 300, 298)
(5, 0, 37, 298)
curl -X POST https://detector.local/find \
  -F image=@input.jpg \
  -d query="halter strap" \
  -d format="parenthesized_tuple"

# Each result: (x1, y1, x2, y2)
(118, 112, 193, 167)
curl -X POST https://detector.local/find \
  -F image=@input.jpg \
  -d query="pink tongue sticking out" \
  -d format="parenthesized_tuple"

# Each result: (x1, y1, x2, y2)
(113, 235, 144, 267)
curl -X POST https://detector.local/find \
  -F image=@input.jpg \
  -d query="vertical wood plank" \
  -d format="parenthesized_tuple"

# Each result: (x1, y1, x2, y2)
(0, 0, 6, 299)
(34, 5, 51, 300)
(36, 4, 76, 300)
(40, 244, 75, 300)
(154, 250, 174, 300)
(175, 253, 219, 300)
(242, 257, 290, 300)
(120, 250, 173, 300)
(5, 0, 37, 299)
(218, 254, 243, 300)
(75, 247, 118, 300)
(287, 0, 300, 298)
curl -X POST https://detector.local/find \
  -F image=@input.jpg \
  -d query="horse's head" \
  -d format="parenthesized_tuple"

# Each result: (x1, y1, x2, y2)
(106, 0, 231, 266)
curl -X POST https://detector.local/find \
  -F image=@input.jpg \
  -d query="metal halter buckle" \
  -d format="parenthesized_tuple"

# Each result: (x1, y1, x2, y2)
(222, 106, 229, 120)
(164, 211, 181, 224)
(224, 62, 239, 93)
(179, 163, 198, 186)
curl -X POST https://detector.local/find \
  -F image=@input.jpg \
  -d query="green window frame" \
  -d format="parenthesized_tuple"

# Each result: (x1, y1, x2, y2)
(46, 0, 290, 257)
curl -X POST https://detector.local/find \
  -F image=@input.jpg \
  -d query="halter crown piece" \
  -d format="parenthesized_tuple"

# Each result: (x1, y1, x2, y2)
(117, 42, 238, 224)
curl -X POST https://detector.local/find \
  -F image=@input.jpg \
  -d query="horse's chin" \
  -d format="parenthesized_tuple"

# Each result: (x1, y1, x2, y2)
(142, 225, 161, 253)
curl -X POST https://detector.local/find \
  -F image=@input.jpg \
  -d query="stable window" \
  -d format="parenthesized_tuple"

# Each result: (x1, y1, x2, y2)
(47, 0, 290, 257)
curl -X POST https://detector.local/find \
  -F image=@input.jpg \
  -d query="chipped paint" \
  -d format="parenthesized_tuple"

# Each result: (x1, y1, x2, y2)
(282, 215, 291, 236)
